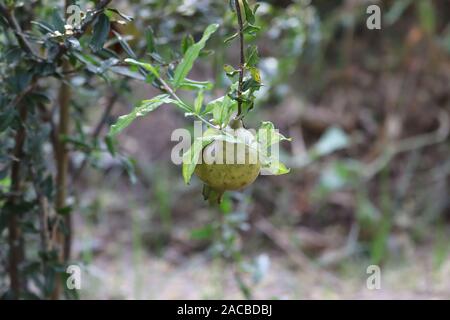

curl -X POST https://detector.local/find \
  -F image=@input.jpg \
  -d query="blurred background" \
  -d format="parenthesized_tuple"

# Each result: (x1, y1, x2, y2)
(72, 0, 450, 299)
(2, 0, 450, 299)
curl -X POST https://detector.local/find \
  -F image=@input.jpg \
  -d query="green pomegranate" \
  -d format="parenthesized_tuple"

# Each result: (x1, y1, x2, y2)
(195, 122, 261, 203)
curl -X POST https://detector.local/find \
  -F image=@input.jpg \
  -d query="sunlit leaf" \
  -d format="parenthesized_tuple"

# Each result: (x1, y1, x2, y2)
(246, 45, 259, 67)
(261, 160, 290, 175)
(257, 121, 290, 150)
(194, 90, 204, 114)
(181, 34, 195, 54)
(243, 23, 260, 36)
(242, 0, 255, 24)
(178, 78, 213, 91)
(208, 95, 237, 126)
(248, 66, 261, 83)
(109, 94, 172, 136)
(172, 23, 219, 88)
(124, 58, 159, 77)
(224, 64, 239, 78)
(106, 8, 134, 22)
(224, 32, 238, 44)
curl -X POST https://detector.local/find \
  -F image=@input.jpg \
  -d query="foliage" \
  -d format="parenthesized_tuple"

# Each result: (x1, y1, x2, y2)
(1, 0, 449, 300)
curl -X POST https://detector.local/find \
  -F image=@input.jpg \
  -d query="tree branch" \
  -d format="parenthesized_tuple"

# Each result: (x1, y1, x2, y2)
(7, 99, 29, 299)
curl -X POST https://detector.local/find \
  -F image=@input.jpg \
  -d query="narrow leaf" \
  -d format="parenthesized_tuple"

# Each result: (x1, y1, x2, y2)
(194, 90, 204, 114)
(109, 94, 171, 136)
(124, 58, 159, 77)
(178, 78, 213, 91)
(224, 32, 238, 44)
(181, 34, 195, 54)
(242, 0, 255, 24)
(257, 121, 291, 150)
(145, 27, 156, 53)
(172, 23, 219, 88)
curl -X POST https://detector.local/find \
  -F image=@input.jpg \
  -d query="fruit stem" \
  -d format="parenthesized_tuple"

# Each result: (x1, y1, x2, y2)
(234, 0, 245, 119)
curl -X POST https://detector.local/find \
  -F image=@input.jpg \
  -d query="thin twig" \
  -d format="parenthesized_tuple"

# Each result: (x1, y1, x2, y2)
(6, 94, 30, 299)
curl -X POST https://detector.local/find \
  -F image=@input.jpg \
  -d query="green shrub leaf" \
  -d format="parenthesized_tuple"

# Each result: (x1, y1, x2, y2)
(90, 13, 110, 52)
(172, 23, 219, 89)
(109, 94, 172, 136)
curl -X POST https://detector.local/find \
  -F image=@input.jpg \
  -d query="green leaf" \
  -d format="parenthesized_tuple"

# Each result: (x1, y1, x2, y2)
(182, 136, 215, 184)
(248, 66, 261, 83)
(199, 49, 214, 58)
(172, 23, 219, 89)
(257, 121, 291, 150)
(105, 135, 117, 156)
(241, 77, 260, 92)
(207, 95, 236, 126)
(253, 3, 260, 15)
(51, 9, 65, 33)
(109, 94, 171, 136)
(106, 8, 134, 22)
(224, 32, 238, 44)
(194, 90, 204, 114)
(169, 99, 193, 113)
(90, 13, 110, 52)
(109, 66, 146, 80)
(243, 23, 260, 36)
(112, 30, 136, 58)
(246, 45, 259, 67)
(31, 20, 54, 34)
(124, 58, 159, 77)
(262, 160, 290, 175)
(178, 78, 213, 91)
(121, 156, 137, 184)
(242, 0, 255, 24)
(145, 26, 156, 53)
(190, 224, 214, 240)
(181, 34, 195, 54)
(224, 64, 239, 78)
